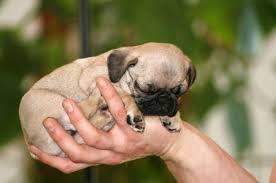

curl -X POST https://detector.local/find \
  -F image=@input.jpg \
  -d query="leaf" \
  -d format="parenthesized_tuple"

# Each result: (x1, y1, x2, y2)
(255, 0, 276, 33)
(180, 79, 221, 125)
(116, 0, 210, 63)
(0, 31, 37, 145)
(197, 0, 242, 48)
(41, 0, 76, 20)
(236, 3, 262, 56)
(226, 94, 252, 154)
(39, 38, 67, 71)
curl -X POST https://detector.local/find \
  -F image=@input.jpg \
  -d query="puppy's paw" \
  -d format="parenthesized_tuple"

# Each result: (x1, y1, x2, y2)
(126, 111, 145, 133)
(160, 116, 181, 133)
(101, 120, 115, 132)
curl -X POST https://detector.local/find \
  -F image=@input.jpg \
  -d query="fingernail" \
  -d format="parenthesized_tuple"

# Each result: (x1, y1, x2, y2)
(63, 100, 73, 113)
(29, 146, 41, 159)
(43, 119, 54, 132)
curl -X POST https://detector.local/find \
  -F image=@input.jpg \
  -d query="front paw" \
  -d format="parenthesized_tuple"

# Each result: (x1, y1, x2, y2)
(160, 116, 181, 133)
(126, 111, 145, 133)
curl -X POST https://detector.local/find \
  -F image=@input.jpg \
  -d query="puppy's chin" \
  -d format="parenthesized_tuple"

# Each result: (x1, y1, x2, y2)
(135, 91, 179, 117)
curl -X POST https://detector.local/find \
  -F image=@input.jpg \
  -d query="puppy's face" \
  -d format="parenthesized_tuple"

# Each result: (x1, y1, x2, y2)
(108, 43, 196, 117)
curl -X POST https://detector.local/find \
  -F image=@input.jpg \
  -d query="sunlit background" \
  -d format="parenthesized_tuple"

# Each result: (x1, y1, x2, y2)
(0, 0, 276, 182)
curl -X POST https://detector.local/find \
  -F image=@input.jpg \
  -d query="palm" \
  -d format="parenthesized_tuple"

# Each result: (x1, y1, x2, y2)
(30, 78, 179, 173)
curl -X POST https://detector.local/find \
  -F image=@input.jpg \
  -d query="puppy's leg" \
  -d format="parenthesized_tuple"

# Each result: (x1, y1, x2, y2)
(87, 97, 115, 132)
(116, 88, 145, 133)
(79, 87, 145, 133)
(78, 91, 115, 132)
(160, 112, 182, 133)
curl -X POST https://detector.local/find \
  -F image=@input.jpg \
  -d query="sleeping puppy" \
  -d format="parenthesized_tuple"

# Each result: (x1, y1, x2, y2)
(19, 42, 196, 157)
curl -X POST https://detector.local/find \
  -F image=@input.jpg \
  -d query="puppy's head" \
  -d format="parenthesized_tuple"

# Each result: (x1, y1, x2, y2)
(107, 42, 196, 117)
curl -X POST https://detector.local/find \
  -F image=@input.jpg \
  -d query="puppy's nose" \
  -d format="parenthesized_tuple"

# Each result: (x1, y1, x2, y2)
(158, 91, 178, 116)
(158, 92, 170, 103)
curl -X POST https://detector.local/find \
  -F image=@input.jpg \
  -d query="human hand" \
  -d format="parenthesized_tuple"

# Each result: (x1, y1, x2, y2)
(29, 77, 182, 173)
(27, 77, 258, 183)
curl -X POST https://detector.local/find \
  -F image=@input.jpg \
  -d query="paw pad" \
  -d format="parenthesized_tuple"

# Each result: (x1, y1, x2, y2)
(126, 114, 145, 133)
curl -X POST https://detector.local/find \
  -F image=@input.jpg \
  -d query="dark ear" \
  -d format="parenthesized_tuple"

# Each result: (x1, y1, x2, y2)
(107, 50, 138, 83)
(187, 64, 197, 87)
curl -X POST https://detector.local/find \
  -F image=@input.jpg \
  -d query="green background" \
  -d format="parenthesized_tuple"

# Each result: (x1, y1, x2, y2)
(0, 0, 275, 182)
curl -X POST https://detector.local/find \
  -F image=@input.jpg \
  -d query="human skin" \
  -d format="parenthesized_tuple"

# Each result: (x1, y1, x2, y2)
(29, 77, 258, 183)
(270, 163, 276, 183)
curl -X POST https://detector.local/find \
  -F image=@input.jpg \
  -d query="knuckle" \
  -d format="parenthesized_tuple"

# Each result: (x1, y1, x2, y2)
(85, 139, 94, 146)
(69, 150, 83, 163)
(69, 109, 84, 122)
(84, 131, 101, 146)
(61, 164, 74, 174)
(116, 109, 126, 120)
(66, 109, 85, 124)
(105, 89, 117, 101)
(70, 156, 81, 163)
(107, 156, 123, 165)
(51, 130, 64, 142)
(117, 139, 126, 148)
(114, 140, 128, 153)
(38, 154, 49, 163)
(86, 137, 100, 147)
(73, 117, 86, 126)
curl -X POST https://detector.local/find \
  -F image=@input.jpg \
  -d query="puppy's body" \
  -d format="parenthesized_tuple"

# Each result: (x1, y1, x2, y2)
(19, 43, 196, 157)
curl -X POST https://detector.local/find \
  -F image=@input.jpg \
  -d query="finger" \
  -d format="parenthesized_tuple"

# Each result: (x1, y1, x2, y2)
(80, 145, 124, 165)
(30, 143, 124, 166)
(44, 118, 124, 164)
(63, 99, 114, 149)
(29, 145, 90, 174)
(43, 118, 87, 162)
(96, 77, 127, 126)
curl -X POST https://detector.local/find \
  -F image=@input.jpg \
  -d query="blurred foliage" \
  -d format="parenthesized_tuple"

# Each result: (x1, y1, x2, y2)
(0, 31, 39, 145)
(237, 3, 262, 56)
(28, 160, 83, 183)
(0, 0, 275, 182)
(97, 157, 175, 183)
(226, 94, 252, 155)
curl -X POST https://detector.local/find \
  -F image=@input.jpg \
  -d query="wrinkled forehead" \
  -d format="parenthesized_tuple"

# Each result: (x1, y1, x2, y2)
(131, 44, 190, 66)
(132, 46, 190, 88)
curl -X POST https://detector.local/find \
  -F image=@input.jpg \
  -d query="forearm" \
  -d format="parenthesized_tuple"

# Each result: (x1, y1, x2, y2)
(269, 163, 276, 183)
(161, 122, 258, 183)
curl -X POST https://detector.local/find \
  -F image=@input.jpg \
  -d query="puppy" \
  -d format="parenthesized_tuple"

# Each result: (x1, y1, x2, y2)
(19, 42, 196, 157)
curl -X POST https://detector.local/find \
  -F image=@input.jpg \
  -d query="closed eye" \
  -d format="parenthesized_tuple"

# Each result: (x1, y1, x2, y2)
(134, 81, 148, 93)
(171, 84, 185, 96)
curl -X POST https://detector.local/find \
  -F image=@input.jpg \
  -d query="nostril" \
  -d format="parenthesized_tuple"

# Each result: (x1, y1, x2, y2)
(159, 92, 169, 98)
(159, 97, 168, 104)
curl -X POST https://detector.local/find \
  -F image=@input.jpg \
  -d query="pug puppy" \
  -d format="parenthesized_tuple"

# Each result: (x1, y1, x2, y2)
(19, 42, 196, 157)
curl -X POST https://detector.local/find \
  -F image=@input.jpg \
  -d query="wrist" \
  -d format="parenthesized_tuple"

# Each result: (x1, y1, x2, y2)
(158, 122, 223, 182)
(159, 122, 258, 183)
(159, 122, 201, 163)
